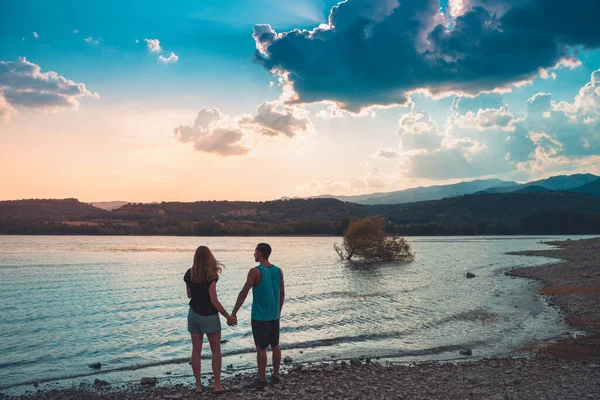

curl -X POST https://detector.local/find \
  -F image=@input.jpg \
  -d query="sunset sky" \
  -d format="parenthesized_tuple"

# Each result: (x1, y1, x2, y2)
(1, 0, 599, 202)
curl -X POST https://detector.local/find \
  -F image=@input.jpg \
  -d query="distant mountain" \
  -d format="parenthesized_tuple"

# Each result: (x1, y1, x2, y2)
(482, 173, 599, 195)
(525, 173, 599, 191)
(513, 185, 553, 193)
(315, 179, 517, 205)
(91, 201, 130, 211)
(569, 178, 600, 196)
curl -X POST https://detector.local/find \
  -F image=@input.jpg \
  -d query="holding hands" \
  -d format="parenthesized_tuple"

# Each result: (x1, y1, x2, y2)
(226, 312, 237, 326)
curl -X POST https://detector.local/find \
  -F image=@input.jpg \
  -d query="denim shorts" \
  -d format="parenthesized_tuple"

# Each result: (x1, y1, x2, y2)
(187, 308, 221, 334)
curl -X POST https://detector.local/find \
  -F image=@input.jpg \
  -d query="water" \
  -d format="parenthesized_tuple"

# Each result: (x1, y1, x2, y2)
(0, 235, 594, 392)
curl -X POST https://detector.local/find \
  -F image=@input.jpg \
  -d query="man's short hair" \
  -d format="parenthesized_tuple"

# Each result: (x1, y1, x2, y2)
(256, 243, 272, 259)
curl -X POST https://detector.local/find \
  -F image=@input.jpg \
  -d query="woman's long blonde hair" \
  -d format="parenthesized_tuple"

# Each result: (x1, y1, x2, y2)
(190, 246, 223, 283)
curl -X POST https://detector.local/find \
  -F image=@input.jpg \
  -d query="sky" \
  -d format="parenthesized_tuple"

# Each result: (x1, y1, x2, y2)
(1, 0, 600, 202)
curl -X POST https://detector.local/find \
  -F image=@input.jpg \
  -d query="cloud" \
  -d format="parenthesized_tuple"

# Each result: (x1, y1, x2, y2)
(0, 57, 98, 120)
(373, 148, 401, 159)
(316, 103, 377, 119)
(398, 110, 444, 151)
(174, 107, 249, 156)
(0, 95, 17, 121)
(32, 32, 38, 39)
(253, 0, 599, 111)
(158, 52, 179, 64)
(449, 105, 516, 131)
(84, 36, 100, 45)
(240, 101, 310, 138)
(396, 68, 600, 180)
(144, 38, 162, 52)
(174, 102, 312, 155)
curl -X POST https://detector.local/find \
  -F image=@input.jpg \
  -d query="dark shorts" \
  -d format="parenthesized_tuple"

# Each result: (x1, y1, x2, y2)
(251, 319, 280, 349)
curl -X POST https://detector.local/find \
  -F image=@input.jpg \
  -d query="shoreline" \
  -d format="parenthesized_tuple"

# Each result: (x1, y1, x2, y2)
(6, 237, 600, 399)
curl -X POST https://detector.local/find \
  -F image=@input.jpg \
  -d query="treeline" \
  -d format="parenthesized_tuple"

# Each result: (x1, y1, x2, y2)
(0, 218, 351, 236)
(3, 211, 600, 236)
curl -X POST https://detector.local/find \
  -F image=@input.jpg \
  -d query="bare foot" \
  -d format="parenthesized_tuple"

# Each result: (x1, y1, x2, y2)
(213, 383, 225, 393)
(196, 383, 203, 393)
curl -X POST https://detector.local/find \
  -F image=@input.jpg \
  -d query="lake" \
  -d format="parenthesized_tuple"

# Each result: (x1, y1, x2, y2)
(0, 235, 594, 392)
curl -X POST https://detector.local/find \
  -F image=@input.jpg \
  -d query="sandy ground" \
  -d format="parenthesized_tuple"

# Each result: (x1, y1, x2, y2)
(5, 237, 600, 400)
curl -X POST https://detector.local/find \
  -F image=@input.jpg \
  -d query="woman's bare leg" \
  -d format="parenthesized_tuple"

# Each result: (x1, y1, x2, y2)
(206, 331, 224, 392)
(191, 333, 204, 392)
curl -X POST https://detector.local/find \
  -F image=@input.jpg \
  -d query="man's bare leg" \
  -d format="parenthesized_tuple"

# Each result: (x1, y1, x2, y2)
(272, 344, 281, 379)
(256, 346, 267, 382)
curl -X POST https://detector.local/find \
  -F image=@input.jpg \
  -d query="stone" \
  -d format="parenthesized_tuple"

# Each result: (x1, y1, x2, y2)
(220, 339, 229, 344)
(89, 362, 102, 369)
(140, 377, 158, 386)
(350, 358, 362, 365)
(165, 371, 172, 375)
(466, 272, 476, 279)
(94, 378, 110, 386)
(459, 349, 473, 356)
(284, 356, 293, 363)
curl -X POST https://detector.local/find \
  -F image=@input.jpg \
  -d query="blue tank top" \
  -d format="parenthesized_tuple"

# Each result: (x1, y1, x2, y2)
(251, 265, 281, 321)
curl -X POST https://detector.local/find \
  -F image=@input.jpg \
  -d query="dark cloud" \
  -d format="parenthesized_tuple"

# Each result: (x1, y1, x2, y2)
(254, 0, 600, 111)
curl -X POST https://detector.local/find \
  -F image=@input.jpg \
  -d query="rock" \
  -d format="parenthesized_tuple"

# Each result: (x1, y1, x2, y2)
(140, 377, 157, 386)
(366, 358, 372, 364)
(284, 356, 293, 363)
(94, 378, 110, 386)
(227, 364, 234, 369)
(89, 362, 102, 369)
(167, 395, 183, 400)
(350, 358, 362, 366)
(299, 351, 304, 354)
(341, 361, 347, 366)
(220, 339, 229, 344)
(459, 348, 473, 356)
(33, 382, 38, 388)
(165, 371, 172, 375)
(466, 272, 476, 279)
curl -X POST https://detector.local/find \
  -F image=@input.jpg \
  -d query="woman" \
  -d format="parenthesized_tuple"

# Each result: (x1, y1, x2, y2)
(184, 246, 236, 394)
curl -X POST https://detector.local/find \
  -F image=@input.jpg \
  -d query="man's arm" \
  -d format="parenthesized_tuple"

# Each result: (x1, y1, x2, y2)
(231, 269, 258, 318)
(279, 269, 285, 315)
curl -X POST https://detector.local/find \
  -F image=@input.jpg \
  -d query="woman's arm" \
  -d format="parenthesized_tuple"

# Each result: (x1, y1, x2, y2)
(208, 281, 235, 325)
(186, 284, 191, 299)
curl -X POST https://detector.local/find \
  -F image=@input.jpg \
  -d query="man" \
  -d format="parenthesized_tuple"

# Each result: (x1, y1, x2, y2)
(231, 242, 285, 390)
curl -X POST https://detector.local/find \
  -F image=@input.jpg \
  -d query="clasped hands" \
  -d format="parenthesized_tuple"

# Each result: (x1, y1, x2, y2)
(226, 312, 238, 326)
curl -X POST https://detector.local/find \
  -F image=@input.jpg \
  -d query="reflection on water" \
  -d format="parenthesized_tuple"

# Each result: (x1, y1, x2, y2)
(0, 235, 594, 390)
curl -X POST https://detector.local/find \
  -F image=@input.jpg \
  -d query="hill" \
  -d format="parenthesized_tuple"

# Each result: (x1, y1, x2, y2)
(483, 173, 600, 195)
(2, 192, 600, 235)
(316, 178, 517, 205)
(0, 198, 109, 222)
(569, 178, 600, 197)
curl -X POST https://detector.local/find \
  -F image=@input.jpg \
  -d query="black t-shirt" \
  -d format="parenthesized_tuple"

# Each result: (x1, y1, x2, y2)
(184, 269, 218, 316)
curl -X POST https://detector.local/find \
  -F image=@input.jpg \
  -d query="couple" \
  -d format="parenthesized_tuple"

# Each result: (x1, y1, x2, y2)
(183, 243, 285, 394)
